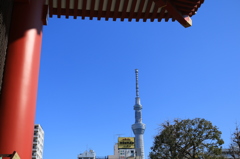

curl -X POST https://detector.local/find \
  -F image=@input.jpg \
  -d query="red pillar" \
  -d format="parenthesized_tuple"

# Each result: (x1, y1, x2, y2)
(0, 0, 44, 159)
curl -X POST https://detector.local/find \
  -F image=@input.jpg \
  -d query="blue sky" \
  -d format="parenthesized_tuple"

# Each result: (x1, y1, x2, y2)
(36, 1, 240, 159)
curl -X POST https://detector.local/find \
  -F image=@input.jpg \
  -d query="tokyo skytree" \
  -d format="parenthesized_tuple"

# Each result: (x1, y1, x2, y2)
(132, 69, 146, 159)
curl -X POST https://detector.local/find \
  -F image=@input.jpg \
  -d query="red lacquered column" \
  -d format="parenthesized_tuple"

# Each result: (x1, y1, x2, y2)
(0, 0, 44, 159)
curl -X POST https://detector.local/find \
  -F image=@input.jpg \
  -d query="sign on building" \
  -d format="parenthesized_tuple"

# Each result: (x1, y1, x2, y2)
(118, 137, 135, 149)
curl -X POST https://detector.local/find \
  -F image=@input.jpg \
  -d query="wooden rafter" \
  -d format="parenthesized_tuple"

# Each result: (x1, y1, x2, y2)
(14, 0, 30, 3)
(73, 0, 78, 19)
(42, 5, 49, 25)
(153, 0, 192, 27)
(90, 0, 95, 20)
(97, 0, 104, 20)
(143, 1, 153, 22)
(49, 0, 53, 17)
(105, 0, 112, 21)
(150, 4, 159, 22)
(165, 12, 171, 22)
(174, 2, 198, 8)
(43, 0, 204, 27)
(65, 0, 70, 18)
(158, 7, 166, 22)
(136, 0, 146, 22)
(128, 0, 137, 22)
(82, 0, 87, 19)
(177, 0, 199, 4)
(113, 0, 121, 21)
(120, 0, 129, 21)
(57, 0, 61, 18)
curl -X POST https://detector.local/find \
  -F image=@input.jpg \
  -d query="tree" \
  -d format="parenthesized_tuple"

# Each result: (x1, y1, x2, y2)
(149, 118, 224, 159)
(228, 125, 240, 159)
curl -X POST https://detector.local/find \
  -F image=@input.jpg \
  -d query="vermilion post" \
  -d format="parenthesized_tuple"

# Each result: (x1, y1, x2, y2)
(0, 1, 44, 159)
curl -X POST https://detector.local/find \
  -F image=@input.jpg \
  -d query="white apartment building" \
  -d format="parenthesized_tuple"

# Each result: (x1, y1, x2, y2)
(32, 124, 44, 159)
(78, 150, 96, 159)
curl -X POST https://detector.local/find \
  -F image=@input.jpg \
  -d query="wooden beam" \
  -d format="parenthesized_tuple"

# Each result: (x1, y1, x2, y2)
(164, 12, 171, 22)
(177, 0, 200, 4)
(158, 7, 165, 22)
(153, 0, 192, 27)
(65, 0, 70, 18)
(105, 0, 112, 21)
(128, 0, 137, 22)
(73, 0, 78, 19)
(49, 0, 53, 17)
(113, 0, 121, 21)
(120, 0, 129, 21)
(136, 0, 145, 22)
(150, 4, 159, 22)
(143, 1, 153, 22)
(42, 5, 49, 25)
(82, 0, 87, 19)
(90, 0, 95, 20)
(57, 0, 61, 18)
(97, 0, 104, 20)
(14, 0, 30, 3)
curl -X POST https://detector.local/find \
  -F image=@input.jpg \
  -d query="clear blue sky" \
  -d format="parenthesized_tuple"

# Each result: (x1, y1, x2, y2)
(36, 1, 240, 159)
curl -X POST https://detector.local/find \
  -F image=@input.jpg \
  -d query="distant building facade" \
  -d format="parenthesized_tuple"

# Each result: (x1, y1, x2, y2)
(222, 148, 240, 159)
(108, 143, 136, 159)
(32, 124, 44, 159)
(78, 149, 108, 159)
(78, 150, 96, 159)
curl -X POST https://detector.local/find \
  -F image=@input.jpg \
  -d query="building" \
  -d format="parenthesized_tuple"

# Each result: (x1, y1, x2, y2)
(108, 143, 119, 159)
(132, 69, 146, 159)
(32, 124, 44, 159)
(222, 148, 240, 159)
(78, 149, 108, 159)
(78, 150, 96, 159)
(108, 143, 136, 159)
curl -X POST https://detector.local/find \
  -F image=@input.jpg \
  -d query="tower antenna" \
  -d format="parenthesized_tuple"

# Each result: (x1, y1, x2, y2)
(132, 69, 145, 159)
(135, 69, 139, 97)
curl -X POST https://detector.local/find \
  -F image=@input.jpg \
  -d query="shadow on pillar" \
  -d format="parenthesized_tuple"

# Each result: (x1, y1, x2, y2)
(0, 0, 14, 93)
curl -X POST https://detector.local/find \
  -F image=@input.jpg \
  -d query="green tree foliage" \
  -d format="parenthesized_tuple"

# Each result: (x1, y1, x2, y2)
(149, 118, 224, 159)
(228, 125, 240, 159)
